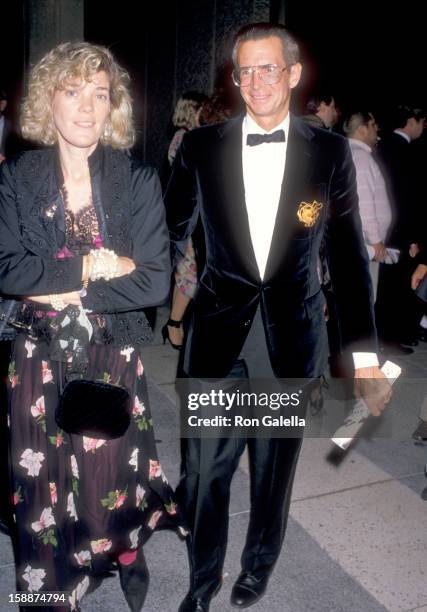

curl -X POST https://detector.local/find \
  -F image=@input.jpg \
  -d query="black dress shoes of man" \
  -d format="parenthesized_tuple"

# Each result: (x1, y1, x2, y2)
(412, 419, 427, 442)
(0, 516, 10, 536)
(178, 583, 221, 612)
(230, 571, 270, 608)
(178, 595, 211, 612)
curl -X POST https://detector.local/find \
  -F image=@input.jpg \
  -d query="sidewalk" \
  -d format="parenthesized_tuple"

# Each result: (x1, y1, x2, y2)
(1, 307, 426, 612)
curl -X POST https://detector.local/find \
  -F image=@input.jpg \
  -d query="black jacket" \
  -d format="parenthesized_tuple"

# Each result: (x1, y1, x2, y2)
(165, 114, 376, 378)
(378, 132, 420, 248)
(0, 144, 170, 346)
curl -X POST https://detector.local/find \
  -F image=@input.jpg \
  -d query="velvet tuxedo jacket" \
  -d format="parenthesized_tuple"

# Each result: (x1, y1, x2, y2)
(165, 114, 376, 378)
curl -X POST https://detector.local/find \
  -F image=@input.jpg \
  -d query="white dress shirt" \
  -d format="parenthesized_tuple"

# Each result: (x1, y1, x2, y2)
(241, 114, 378, 370)
(242, 113, 289, 279)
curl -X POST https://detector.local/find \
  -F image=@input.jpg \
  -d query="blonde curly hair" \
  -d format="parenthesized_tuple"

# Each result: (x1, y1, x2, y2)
(172, 98, 202, 131)
(21, 41, 135, 149)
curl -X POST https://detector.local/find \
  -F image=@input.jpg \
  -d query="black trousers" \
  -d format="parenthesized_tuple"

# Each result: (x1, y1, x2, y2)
(176, 309, 304, 598)
(375, 254, 422, 342)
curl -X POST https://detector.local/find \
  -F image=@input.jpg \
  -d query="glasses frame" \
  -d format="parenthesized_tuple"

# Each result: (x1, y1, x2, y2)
(232, 64, 291, 87)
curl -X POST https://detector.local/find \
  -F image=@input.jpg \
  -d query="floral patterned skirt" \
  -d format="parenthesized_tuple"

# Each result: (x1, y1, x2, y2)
(7, 333, 183, 611)
(175, 239, 197, 299)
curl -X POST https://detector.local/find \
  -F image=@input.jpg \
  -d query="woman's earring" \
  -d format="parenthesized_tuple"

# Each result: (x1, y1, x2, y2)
(103, 121, 112, 140)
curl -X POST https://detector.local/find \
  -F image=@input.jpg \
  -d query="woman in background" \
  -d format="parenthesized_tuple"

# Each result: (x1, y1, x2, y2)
(162, 92, 206, 349)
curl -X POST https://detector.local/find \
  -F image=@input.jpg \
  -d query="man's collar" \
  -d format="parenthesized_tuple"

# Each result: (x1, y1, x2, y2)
(394, 129, 411, 143)
(348, 137, 372, 153)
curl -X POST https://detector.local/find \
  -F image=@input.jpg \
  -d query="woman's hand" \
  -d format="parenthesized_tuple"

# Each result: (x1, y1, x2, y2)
(116, 256, 136, 277)
(28, 291, 82, 307)
(83, 253, 135, 282)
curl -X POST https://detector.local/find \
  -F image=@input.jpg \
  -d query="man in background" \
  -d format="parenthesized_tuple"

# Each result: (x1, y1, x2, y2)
(302, 92, 339, 130)
(343, 110, 392, 301)
(376, 105, 426, 351)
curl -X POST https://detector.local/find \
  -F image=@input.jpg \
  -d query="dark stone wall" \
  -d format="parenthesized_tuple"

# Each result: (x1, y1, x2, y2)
(25, 0, 84, 66)
(0, 1, 25, 128)
(144, 0, 271, 171)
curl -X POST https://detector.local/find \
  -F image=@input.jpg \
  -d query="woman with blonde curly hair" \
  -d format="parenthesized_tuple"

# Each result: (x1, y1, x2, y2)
(0, 42, 183, 611)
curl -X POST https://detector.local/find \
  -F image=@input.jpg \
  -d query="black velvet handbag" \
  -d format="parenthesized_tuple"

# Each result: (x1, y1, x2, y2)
(50, 307, 132, 440)
(55, 379, 131, 439)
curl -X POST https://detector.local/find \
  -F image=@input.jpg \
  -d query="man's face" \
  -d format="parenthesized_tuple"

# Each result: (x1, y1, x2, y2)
(408, 116, 426, 141)
(236, 36, 302, 130)
(0, 99, 7, 116)
(319, 99, 338, 128)
(363, 115, 379, 148)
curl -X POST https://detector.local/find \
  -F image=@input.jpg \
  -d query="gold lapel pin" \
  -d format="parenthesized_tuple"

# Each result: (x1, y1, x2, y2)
(297, 200, 323, 228)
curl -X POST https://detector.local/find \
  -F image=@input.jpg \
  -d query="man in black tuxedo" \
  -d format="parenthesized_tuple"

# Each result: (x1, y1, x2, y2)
(165, 23, 389, 612)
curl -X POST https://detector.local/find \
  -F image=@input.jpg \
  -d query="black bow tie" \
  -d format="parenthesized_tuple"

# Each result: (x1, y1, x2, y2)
(246, 129, 286, 146)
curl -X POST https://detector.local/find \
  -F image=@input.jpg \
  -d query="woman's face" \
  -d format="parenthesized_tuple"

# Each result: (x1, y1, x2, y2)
(52, 70, 111, 153)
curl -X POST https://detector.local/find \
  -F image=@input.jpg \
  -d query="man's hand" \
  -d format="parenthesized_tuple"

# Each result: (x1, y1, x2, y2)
(409, 243, 420, 258)
(411, 263, 427, 290)
(354, 366, 392, 416)
(372, 242, 387, 262)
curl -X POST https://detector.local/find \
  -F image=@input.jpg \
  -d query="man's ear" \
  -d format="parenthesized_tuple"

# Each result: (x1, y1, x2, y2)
(289, 63, 302, 89)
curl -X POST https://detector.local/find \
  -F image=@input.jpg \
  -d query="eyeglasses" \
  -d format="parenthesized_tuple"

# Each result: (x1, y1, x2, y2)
(232, 64, 290, 87)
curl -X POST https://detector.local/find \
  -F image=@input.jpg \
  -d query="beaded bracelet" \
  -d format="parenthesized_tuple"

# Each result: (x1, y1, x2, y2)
(89, 247, 119, 281)
(50, 295, 66, 311)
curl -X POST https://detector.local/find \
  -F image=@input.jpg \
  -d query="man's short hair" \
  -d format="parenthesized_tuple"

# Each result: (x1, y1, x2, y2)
(305, 93, 334, 115)
(343, 111, 373, 137)
(232, 22, 300, 68)
(392, 105, 426, 129)
(0, 89, 7, 101)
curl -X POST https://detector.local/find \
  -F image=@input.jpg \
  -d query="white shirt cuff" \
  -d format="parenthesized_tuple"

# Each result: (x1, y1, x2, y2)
(353, 352, 379, 370)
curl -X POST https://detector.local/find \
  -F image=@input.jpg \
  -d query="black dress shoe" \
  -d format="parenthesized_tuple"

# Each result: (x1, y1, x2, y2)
(412, 419, 427, 442)
(418, 327, 427, 342)
(230, 572, 270, 608)
(118, 547, 149, 612)
(0, 516, 10, 536)
(178, 583, 221, 612)
(178, 595, 210, 612)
